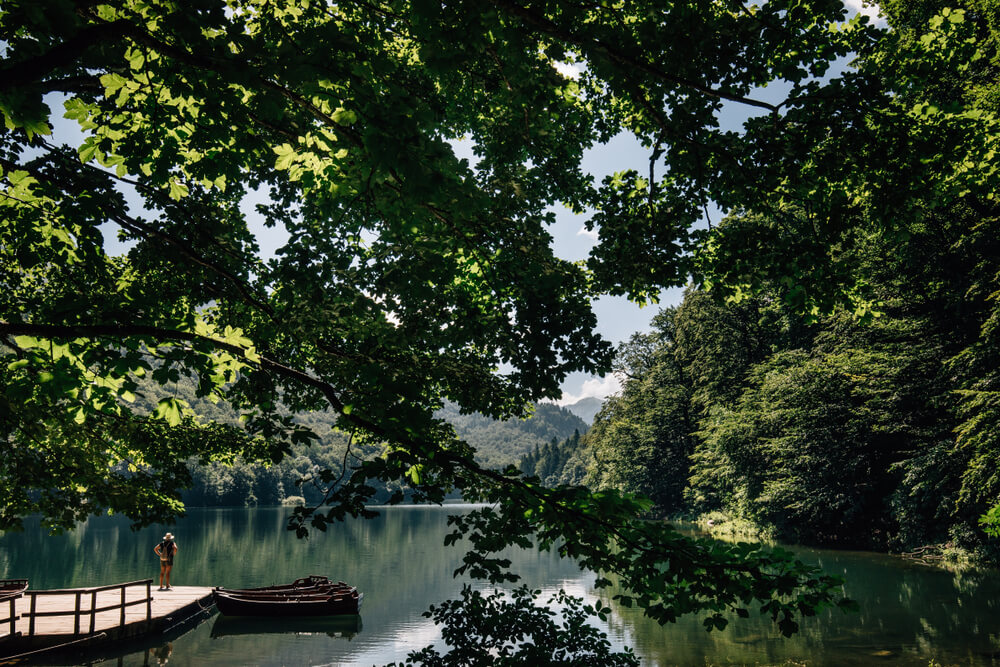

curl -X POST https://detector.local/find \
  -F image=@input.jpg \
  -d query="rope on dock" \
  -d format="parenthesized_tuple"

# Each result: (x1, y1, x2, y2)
(160, 597, 215, 636)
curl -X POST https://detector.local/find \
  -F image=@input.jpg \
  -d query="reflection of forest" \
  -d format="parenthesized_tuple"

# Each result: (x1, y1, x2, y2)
(596, 537, 1000, 666)
(0, 507, 591, 665)
(4, 509, 996, 665)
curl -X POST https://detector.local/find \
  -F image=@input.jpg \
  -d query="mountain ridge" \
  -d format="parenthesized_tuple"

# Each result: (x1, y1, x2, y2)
(560, 396, 604, 424)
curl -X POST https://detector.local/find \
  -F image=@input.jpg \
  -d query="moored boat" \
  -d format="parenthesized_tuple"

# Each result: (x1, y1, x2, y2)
(212, 578, 362, 617)
(218, 579, 354, 598)
(225, 575, 331, 593)
(0, 579, 28, 601)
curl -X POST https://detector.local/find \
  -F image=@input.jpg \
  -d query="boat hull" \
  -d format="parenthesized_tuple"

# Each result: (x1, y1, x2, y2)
(228, 575, 332, 593)
(213, 590, 363, 617)
(0, 579, 28, 601)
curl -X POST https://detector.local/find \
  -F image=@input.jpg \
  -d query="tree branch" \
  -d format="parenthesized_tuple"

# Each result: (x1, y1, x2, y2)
(0, 20, 133, 93)
(489, 0, 779, 112)
(0, 320, 347, 413)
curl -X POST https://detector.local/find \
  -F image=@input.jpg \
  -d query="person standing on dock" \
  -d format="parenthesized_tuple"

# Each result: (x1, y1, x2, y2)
(154, 533, 178, 590)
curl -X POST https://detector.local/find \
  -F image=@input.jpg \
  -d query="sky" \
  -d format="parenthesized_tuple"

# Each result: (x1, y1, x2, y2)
(49, 0, 884, 408)
(549, 0, 885, 405)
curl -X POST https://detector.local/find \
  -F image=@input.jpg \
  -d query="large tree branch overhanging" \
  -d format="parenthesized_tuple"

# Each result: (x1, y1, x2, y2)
(78, 9, 368, 150)
(32, 75, 105, 95)
(0, 320, 347, 413)
(0, 20, 133, 93)
(0, 319, 667, 560)
(0, 2, 865, 631)
(488, 0, 780, 113)
(0, 149, 275, 322)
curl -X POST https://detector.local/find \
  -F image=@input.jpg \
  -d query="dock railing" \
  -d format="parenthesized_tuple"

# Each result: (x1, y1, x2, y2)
(22, 579, 153, 636)
(0, 579, 28, 640)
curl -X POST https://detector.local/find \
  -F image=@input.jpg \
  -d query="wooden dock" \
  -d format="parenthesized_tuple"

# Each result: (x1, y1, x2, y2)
(0, 580, 214, 660)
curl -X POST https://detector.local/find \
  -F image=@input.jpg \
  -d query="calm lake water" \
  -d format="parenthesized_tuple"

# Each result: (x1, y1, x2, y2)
(1, 506, 998, 666)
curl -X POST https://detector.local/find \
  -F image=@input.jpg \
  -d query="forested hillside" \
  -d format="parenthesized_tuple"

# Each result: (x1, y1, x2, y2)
(517, 0, 1000, 560)
(519, 431, 589, 488)
(439, 402, 588, 468)
(582, 224, 1000, 556)
(129, 376, 586, 506)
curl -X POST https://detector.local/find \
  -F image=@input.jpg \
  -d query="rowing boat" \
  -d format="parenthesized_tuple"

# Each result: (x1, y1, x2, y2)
(219, 579, 355, 598)
(224, 575, 331, 593)
(0, 579, 27, 601)
(212, 578, 362, 616)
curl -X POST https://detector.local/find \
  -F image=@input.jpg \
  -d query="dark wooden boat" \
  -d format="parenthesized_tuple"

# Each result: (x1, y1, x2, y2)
(219, 592, 334, 602)
(0, 579, 28, 601)
(224, 575, 331, 593)
(212, 578, 362, 617)
(213, 590, 362, 616)
(219, 580, 355, 599)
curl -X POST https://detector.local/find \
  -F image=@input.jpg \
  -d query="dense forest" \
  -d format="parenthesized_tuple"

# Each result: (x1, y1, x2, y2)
(518, 430, 588, 488)
(504, 1, 1000, 561)
(437, 402, 588, 469)
(128, 376, 588, 508)
(561, 204, 1000, 558)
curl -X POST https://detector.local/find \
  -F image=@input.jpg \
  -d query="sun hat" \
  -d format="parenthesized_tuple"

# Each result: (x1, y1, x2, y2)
(163, 532, 174, 540)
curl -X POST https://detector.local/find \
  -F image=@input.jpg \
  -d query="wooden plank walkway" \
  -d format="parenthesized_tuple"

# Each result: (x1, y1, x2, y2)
(0, 582, 214, 659)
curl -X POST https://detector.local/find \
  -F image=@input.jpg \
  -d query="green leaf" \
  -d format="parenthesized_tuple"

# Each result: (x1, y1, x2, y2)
(78, 139, 99, 163)
(331, 108, 357, 125)
(167, 179, 189, 201)
(154, 397, 184, 426)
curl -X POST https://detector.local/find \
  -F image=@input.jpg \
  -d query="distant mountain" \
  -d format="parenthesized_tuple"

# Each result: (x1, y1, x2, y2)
(439, 402, 589, 469)
(562, 396, 604, 424)
(132, 373, 586, 490)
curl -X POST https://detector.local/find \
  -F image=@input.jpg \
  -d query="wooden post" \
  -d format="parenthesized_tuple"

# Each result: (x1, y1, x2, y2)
(74, 591, 81, 635)
(145, 581, 151, 626)
(90, 589, 97, 633)
(7, 597, 14, 637)
(120, 585, 126, 627)
(28, 594, 36, 636)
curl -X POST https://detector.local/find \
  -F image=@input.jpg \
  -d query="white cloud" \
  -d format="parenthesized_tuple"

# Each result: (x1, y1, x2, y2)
(556, 374, 621, 406)
(844, 0, 882, 21)
(576, 225, 598, 240)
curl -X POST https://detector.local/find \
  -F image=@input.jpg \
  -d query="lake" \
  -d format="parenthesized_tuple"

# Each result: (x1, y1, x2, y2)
(1, 506, 998, 666)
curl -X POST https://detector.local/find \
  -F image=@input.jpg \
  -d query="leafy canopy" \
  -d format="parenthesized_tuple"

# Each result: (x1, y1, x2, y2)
(2, 0, 996, 636)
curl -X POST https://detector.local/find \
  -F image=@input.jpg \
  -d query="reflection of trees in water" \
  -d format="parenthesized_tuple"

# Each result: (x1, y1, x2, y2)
(0, 514, 155, 589)
(12, 509, 995, 665)
(593, 544, 1000, 666)
(0, 507, 587, 664)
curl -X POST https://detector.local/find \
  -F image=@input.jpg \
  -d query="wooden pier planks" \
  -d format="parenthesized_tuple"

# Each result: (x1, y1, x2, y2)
(0, 585, 214, 658)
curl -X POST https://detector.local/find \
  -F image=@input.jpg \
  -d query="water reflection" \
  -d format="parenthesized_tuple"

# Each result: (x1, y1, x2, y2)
(599, 530, 1000, 667)
(2, 508, 998, 665)
(210, 615, 363, 639)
